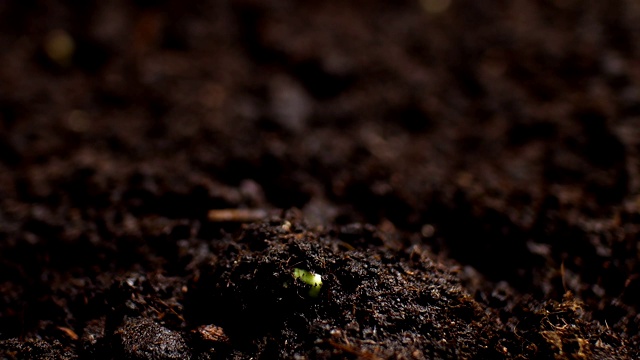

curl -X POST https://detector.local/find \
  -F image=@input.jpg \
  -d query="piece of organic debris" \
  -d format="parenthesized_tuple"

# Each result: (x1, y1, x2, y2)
(196, 325, 230, 344)
(207, 209, 269, 222)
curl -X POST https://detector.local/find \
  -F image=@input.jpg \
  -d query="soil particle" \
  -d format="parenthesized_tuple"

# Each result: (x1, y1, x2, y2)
(114, 317, 190, 360)
(0, 338, 76, 360)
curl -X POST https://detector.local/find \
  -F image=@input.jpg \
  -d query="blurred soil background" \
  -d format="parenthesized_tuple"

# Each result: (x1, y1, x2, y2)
(1, 0, 640, 358)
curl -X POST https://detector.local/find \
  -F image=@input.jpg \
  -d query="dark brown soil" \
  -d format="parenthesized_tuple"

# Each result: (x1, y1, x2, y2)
(1, 0, 640, 359)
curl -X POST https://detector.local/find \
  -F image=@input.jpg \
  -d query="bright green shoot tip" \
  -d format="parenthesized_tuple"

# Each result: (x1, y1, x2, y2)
(293, 268, 323, 298)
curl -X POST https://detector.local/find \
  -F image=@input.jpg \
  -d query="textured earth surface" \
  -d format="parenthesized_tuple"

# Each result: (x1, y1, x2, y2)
(1, 0, 640, 358)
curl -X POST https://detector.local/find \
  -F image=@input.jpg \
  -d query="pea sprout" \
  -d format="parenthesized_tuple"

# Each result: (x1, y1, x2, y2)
(293, 268, 323, 298)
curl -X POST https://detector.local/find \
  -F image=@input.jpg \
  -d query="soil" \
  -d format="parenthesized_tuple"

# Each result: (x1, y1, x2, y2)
(1, 0, 640, 359)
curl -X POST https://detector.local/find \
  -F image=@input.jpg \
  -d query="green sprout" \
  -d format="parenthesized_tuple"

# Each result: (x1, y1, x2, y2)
(293, 268, 323, 298)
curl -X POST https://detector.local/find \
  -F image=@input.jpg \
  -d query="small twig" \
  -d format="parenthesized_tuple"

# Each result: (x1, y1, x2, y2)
(207, 208, 270, 222)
